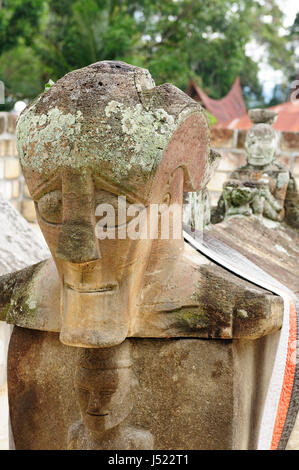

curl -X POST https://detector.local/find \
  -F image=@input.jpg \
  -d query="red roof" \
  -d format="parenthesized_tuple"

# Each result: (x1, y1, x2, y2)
(217, 101, 299, 132)
(187, 77, 247, 124)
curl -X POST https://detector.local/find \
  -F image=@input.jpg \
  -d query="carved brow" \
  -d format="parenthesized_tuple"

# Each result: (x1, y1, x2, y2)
(31, 174, 61, 200)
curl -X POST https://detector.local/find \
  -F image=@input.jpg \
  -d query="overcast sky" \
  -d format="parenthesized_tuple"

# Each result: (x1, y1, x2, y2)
(277, 0, 298, 27)
(254, 0, 299, 100)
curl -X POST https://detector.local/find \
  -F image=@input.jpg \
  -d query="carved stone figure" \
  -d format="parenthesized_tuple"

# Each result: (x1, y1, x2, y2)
(0, 195, 49, 449)
(212, 109, 299, 228)
(68, 341, 153, 450)
(0, 62, 287, 449)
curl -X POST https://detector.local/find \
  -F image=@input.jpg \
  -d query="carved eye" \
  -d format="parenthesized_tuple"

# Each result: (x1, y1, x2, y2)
(37, 190, 63, 224)
(95, 190, 145, 227)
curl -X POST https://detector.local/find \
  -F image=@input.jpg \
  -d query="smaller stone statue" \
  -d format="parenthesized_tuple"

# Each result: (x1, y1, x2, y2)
(67, 341, 154, 450)
(212, 109, 299, 228)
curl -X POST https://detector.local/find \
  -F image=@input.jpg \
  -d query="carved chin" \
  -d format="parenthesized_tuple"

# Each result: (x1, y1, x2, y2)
(59, 286, 130, 347)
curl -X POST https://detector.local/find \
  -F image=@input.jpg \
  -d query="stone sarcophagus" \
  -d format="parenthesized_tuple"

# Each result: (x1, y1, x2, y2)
(0, 61, 286, 449)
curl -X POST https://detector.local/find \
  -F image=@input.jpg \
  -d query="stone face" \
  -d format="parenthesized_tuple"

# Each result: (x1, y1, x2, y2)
(68, 342, 154, 450)
(7, 330, 280, 450)
(8, 60, 213, 349)
(0, 63, 288, 450)
(212, 109, 299, 228)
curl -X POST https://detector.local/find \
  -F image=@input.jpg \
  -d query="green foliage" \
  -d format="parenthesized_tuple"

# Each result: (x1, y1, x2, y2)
(44, 78, 55, 91)
(0, 0, 295, 108)
(0, 0, 44, 53)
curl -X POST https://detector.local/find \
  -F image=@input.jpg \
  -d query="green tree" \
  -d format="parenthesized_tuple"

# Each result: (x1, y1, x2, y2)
(0, 0, 44, 54)
(0, 0, 294, 108)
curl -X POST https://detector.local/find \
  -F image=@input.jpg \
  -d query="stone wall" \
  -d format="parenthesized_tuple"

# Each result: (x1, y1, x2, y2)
(208, 127, 299, 207)
(1, 112, 299, 220)
(0, 112, 35, 223)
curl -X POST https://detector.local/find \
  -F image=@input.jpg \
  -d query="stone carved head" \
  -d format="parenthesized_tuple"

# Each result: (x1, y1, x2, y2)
(16, 61, 211, 348)
(245, 109, 278, 167)
(75, 341, 134, 439)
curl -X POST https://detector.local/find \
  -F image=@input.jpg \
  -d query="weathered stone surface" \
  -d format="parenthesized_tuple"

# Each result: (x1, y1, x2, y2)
(248, 108, 277, 125)
(208, 215, 299, 449)
(212, 109, 299, 228)
(0, 242, 283, 341)
(0, 195, 49, 275)
(208, 216, 299, 297)
(9, 60, 214, 349)
(1, 62, 287, 450)
(0, 195, 49, 449)
(7, 330, 280, 450)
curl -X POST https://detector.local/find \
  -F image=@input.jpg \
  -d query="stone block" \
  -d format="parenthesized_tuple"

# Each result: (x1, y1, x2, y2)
(7, 330, 279, 450)
(21, 200, 36, 223)
(6, 114, 17, 135)
(210, 128, 234, 148)
(280, 132, 299, 151)
(0, 140, 12, 158)
(4, 159, 20, 179)
(217, 151, 246, 172)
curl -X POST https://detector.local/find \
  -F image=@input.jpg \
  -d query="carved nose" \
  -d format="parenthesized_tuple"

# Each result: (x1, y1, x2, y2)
(56, 171, 100, 263)
(56, 221, 100, 263)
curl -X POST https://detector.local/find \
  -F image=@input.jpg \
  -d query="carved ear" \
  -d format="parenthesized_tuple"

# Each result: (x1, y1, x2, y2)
(141, 84, 212, 194)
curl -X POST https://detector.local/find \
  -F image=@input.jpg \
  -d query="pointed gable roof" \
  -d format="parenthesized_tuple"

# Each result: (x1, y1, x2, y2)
(187, 77, 247, 124)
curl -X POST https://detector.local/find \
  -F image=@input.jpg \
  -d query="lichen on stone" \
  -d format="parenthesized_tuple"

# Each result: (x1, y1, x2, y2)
(104, 100, 176, 171)
(17, 104, 83, 175)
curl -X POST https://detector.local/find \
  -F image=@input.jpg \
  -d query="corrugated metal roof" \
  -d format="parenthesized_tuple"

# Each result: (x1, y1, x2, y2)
(217, 101, 299, 132)
(187, 77, 247, 124)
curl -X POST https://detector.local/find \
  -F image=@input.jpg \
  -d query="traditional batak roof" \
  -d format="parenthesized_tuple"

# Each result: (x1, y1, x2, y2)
(187, 76, 247, 125)
(221, 100, 299, 132)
